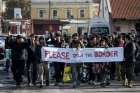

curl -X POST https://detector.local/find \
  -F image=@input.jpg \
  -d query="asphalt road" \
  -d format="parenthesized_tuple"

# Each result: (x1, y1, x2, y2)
(0, 66, 140, 93)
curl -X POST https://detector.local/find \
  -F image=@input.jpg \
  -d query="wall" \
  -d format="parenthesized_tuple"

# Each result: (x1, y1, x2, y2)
(0, 0, 6, 16)
(113, 20, 136, 33)
(31, 1, 99, 35)
(31, 2, 99, 20)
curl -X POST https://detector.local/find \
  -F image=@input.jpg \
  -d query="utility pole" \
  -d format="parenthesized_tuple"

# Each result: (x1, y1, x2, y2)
(87, 1, 90, 35)
(76, 2, 79, 35)
(1, 0, 4, 34)
(49, 0, 51, 32)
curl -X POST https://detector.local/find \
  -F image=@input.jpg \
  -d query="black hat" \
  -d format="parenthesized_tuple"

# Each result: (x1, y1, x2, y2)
(72, 33, 78, 38)
(100, 37, 108, 42)
(16, 35, 22, 39)
(39, 36, 44, 41)
(30, 34, 34, 37)
(90, 35, 96, 40)
(126, 34, 133, 41)
(55, 31, 61, 37)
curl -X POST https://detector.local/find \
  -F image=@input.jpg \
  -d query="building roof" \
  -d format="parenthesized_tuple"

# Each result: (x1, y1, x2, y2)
(110, 0, 140, 20)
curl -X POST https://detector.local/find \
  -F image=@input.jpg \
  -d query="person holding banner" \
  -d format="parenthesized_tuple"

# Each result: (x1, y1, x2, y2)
(26, 36, 38, 86)
(116, 34, 125, 82)
(87, 35, 98, 86)
(70, 33, 84, 88)
(36, 37, 49, 88)
(53, 32, 65, 86)
(98, 38, 110, 88)
(107, 35, 117, 80)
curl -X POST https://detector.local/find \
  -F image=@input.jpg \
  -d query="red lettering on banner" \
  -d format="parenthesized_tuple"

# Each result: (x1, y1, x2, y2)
(57, 52, 61, 58)
(94, 51, 118, 57)
(66, 52, 70, 59)
(106, 51, 110, 57)
(44, 50, 70, 60)
(61, 52, 65, 59)
(114, 51, 118, 57)
(45, 51, 50, 57)
(53, 52, 57, 58)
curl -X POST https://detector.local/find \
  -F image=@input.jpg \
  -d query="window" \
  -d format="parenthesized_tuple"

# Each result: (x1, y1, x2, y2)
(38, 8, 46, 18)
(115, 26, 121, 32)
(78, 27, 83, 35)
(90, 27, 109, 36)
(65, 9, 72, 18)
(52, 9, 58, 18)
(39, 10, 44, 18)
(80, 9, 85, 18)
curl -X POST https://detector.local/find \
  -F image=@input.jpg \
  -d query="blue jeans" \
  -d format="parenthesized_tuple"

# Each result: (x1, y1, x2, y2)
(71, 63, 80, 85)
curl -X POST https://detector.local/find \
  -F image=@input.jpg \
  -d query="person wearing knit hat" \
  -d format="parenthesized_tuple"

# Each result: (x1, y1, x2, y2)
(11, 35, 27, 88)
(122, 33, 138, 88)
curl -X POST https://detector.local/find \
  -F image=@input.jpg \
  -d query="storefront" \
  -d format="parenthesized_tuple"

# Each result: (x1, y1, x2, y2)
(32, 20, 69, 35)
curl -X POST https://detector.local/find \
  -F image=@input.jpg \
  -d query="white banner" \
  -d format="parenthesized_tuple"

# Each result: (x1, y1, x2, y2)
(41, 47, 124, 63)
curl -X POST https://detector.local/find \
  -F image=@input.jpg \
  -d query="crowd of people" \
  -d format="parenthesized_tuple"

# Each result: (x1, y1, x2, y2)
(4, 32, 140, 88)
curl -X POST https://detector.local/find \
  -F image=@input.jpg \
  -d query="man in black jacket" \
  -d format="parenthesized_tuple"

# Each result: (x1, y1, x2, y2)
(11, 35, 27, 88)
(122, 34, 138, 88)
(26, 36, 38, 86)
(53, 32, 65, 86)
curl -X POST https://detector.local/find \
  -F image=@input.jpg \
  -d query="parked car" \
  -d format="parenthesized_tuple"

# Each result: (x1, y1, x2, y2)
(0, 35, 7, 64)
(88, 17, 111, 37)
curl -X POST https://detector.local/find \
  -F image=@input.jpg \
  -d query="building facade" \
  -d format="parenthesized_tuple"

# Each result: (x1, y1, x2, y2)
(0, 0, 6, 16)
(110, 0, 140, 34)
(31, 0, 99, 35)
(99, 0, 140, 35)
